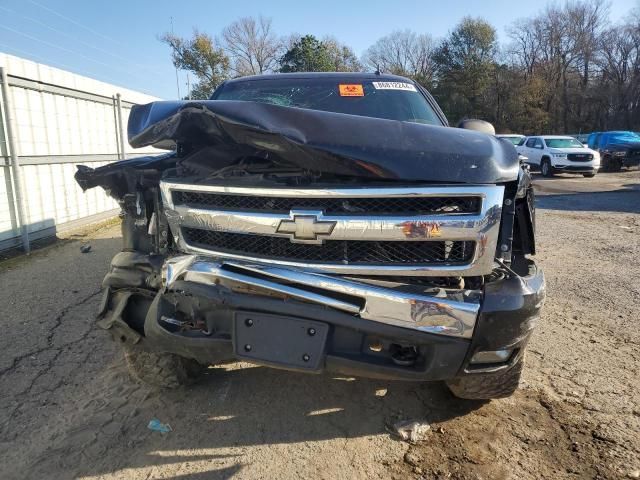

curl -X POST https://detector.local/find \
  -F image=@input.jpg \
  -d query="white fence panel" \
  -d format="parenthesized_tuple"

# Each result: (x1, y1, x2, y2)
(0, 53, 165, 251)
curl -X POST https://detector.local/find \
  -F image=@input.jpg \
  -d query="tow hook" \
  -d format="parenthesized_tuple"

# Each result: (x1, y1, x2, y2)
(160, 315, 212, 335)
(390, 344, 419, 367)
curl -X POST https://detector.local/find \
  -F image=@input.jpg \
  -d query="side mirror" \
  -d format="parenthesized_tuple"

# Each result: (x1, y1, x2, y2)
(457, 119, 495, 135)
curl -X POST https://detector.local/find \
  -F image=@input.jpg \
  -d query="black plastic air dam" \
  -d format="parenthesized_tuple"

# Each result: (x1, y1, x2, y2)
(143, 281, 470, 381)
(125, 100, 520, 184)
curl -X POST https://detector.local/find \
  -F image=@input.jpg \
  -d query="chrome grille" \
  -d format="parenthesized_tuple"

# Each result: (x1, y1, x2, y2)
(161, 182, 505, 276)
(183, 228, 475, 265)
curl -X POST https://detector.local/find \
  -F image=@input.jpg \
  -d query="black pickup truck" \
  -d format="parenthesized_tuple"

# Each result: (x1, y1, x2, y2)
(76, 73, 544, 399)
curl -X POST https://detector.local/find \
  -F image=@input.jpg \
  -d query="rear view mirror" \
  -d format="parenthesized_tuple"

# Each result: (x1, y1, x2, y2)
(457, 119, 495, 135)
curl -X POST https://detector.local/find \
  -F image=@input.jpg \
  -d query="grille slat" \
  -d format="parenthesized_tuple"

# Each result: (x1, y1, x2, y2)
(183, 228, 474, 265)
(173, 191, 480, 215)
(567, 153, 593, 162)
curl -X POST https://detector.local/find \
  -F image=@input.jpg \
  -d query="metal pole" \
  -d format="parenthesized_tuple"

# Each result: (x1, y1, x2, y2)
(171, 16, 181, 99)
(0, 67, 30, 253)
(115, 93, 126, 160)
(112, 95, 122, 160)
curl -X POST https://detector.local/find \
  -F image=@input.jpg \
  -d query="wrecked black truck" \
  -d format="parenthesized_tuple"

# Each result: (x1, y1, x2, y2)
(75, 73, 544, 399)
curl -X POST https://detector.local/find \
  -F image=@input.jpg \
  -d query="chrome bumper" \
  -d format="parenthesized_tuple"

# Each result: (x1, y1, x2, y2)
(163, 256, 480, 339)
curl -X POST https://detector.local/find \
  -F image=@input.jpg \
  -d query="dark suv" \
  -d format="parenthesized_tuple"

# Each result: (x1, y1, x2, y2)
(75, 73, 544, 399)
(588, 131, 640, 171)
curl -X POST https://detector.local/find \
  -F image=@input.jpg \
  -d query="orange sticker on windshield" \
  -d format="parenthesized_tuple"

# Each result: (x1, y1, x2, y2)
(339, 84, 364, 97)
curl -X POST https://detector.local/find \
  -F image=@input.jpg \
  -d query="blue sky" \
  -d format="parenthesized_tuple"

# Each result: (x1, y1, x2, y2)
(1, 0, 638, 99)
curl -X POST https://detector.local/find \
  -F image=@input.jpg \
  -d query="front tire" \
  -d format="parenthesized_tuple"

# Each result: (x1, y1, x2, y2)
(446, 354, 524, 400)
(124, 346, 205, 388)
(583, 173, 596, 178)
(610, 158, 622, 172)
(541, 158, 554, 177)
(603, 156, 622, 172)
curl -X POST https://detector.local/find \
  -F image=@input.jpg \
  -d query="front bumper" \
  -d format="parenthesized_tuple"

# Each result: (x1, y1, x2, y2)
(551, 161, 599, 174)
(620, 155, 640, 167)
(163, 256, 480, 338)
(99, 255, 545, 381)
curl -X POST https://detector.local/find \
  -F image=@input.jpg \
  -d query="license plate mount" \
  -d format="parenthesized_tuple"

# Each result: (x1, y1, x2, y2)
(233, 312, 328, 371)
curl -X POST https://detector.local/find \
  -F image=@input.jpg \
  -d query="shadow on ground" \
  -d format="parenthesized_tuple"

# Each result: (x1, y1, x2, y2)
(536, 180, 640, 213)
(28, 362, 485, 479)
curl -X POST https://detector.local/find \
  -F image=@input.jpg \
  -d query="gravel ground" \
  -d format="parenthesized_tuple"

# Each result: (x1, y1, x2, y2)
(0, 171, 638, 480)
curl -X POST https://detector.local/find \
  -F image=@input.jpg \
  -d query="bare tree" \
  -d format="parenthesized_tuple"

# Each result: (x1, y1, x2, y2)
(362, 30, 437, 86)
(222, 16, 282, 76)
(322, 36, 362, 72)
(506, 0, 610, 131)
(598, 23, 640, 128)
(569, 0, 609, 85)
(282, 33, 302, 52)
(507, 19, 544, 76)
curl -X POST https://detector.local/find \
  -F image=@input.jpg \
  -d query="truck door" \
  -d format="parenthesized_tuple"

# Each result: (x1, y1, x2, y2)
(525, 137, 541, 166)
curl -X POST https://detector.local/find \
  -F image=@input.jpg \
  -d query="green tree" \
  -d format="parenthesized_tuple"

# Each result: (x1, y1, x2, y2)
(433, 17, 498, 122)
(161, 30, 230, 99)
(278, 35, 335, 72)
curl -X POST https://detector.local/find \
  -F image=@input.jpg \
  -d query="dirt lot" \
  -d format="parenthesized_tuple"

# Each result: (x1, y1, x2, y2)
(0, 171, 638, 480)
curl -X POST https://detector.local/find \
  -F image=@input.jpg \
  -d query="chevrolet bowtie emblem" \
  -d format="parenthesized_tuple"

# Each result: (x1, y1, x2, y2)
(276, 214, 337, 244)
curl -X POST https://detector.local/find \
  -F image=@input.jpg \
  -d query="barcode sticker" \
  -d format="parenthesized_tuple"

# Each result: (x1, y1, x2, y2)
(372, 82, 417, 92)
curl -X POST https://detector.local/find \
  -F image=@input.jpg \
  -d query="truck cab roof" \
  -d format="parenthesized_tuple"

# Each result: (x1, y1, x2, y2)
(219, 72, 416, 86)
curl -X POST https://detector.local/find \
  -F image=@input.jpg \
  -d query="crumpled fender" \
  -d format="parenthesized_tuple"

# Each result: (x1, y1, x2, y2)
(74, 153, 177, 200)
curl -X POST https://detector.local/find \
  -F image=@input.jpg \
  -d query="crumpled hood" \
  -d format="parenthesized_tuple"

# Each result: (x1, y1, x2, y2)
(128, 100, 519, 184)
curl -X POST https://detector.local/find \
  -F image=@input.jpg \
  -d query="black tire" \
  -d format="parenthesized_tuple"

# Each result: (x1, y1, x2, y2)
(540, 158, 554, 177)
(583, 173, 596, 178)
(124, 346, 205, 388)
(602, 155, 622, 172)
(446, 355, 524, 400)
(610, 158, 622, 172)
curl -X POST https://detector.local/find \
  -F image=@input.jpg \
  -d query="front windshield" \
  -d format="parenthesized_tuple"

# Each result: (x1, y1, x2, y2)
(213, 78, 443, 125)
(609, 132, 640, 143)
(503, 136, 523, 145)
(544, 138, 584, 148)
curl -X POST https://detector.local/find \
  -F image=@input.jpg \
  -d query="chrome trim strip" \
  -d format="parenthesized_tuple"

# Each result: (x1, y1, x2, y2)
(163, 256, 479, 338)
(160, 182, 504, 277)
(171, 206, 488, 242)
(161, 181, 496, 202)
(188, 263, 361, 314)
